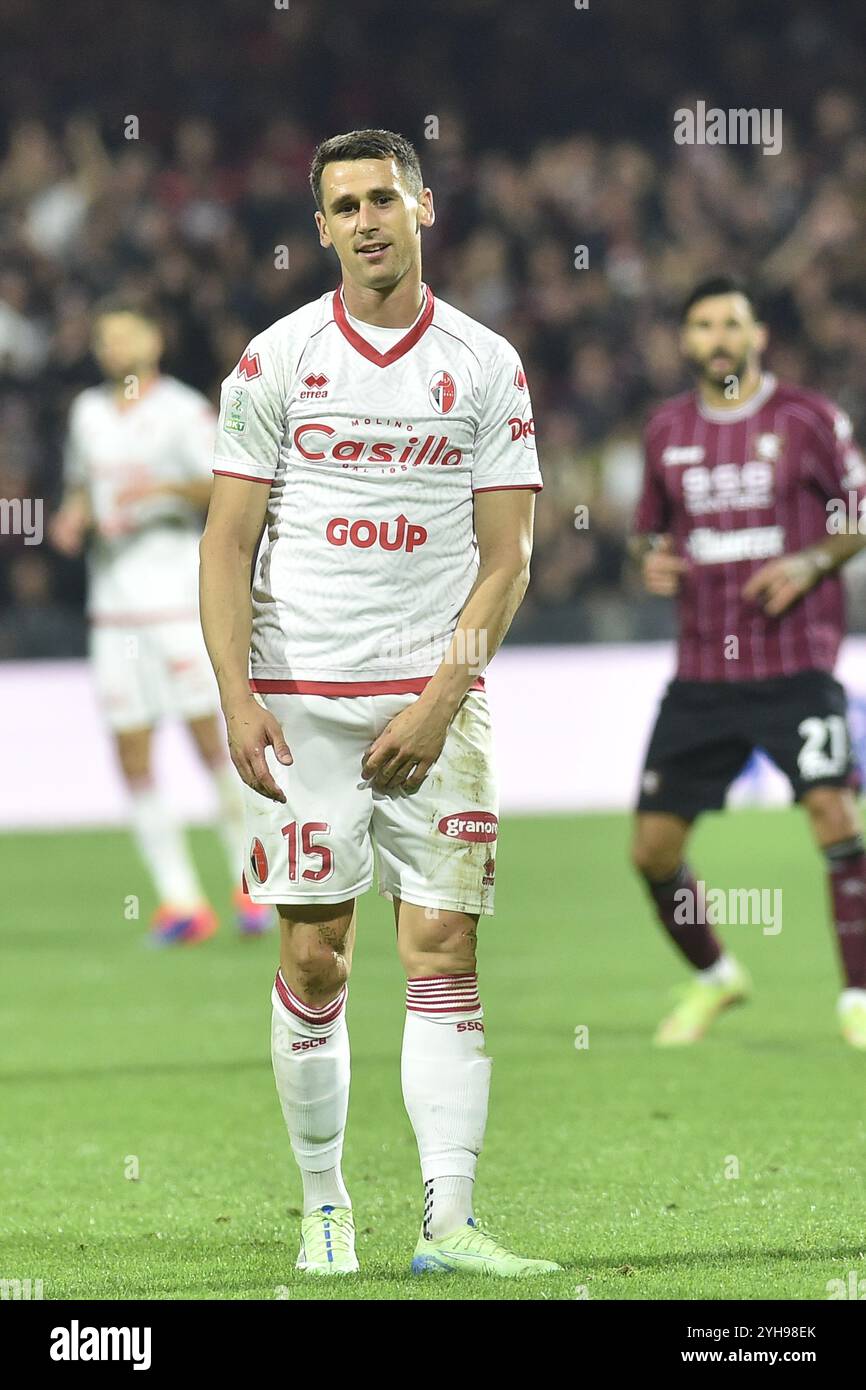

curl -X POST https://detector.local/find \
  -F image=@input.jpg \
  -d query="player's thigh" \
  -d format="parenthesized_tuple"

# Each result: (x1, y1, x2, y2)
(186, 712, 226, 765)
(241, 694, 375, 906)
(392, 895, 479, 977)
(371, 689, 499, 918)
(152, 618, 220, 724)
(637, 679, 752, 822)
(89, 623, 159, 733)
(756, 671, 858, 805)
(800, 786, 862, 848)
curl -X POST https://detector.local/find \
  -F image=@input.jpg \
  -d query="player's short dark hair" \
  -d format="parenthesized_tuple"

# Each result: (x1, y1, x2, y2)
(309, 129, 423, 211)
(90, 295, 163, 330)
(680, 277, 759, 322)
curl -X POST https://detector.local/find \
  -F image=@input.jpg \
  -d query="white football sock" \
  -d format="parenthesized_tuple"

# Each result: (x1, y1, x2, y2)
(271, 970, 351, 1215)
(210, 760, 246, 883)
(698, 953, 739, 986)
(401, 973, 491, 1240)
(128, 779, 204, 911)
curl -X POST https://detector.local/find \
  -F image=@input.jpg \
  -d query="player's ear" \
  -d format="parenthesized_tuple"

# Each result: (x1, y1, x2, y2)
(315, 210, 332, 249)
(754, 321, 769, 355)
(417, 188, 435, 231)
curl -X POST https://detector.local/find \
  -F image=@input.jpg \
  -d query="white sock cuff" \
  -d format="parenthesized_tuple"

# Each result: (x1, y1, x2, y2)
(272, 970, 347, 1036)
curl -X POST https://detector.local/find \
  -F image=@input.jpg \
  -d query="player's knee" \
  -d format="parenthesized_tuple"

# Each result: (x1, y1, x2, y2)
(115, 731, 151, 784)
(803, 787, 860, 845)
(399, 911, 478, 977)
(630, 833, 681, 883)
(279, 913, 352, 999)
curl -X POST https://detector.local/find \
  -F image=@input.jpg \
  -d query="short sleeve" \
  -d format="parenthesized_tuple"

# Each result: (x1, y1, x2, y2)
(806, 400, 866, 503)
(178, 393, 218, 481)
(62, 397, 88, 492)
(471, 345, 543, 494)
(213, 336, 284, 484)
(632, 418, 671, 534)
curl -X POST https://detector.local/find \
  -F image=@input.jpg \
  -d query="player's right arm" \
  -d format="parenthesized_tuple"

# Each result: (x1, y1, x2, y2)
(200, 339, 291, 803)
(50, 397, 93, 557)
(199, 475, 291, 803)
(630, 414, 686, 596)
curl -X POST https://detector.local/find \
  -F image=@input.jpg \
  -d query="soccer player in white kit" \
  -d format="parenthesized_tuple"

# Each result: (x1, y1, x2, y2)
(51, 302, 273, 943)
(200, 130, 560, 1276)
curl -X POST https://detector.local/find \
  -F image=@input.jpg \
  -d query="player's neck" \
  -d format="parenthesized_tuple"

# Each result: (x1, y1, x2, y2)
(340, 273, 425, 329)
(697, 365, 763, 411)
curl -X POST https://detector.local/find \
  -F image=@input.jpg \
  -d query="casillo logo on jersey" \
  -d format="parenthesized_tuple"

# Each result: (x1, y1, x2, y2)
(326, 515, 428, 552)
(300, 372, 330, 399)
(437, 812, 499, 842)
(429, 371, 456, 414)
(249, 837, 269, 884)
(237, 350, 262, 381)
(514, 365, 527, 391)
(294, 423, 463, 467)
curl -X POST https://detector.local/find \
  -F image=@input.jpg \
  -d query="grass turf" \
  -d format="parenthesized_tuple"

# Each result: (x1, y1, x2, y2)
(1, 807, 865, 1300)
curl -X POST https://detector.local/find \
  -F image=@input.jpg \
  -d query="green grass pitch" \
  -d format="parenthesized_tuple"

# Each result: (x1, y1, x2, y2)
(2, 807, 865, 1301)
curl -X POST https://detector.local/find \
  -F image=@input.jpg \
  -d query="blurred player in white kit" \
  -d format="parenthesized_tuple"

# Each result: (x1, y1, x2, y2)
(51, 301, 273, 943)
(200, 129, 560, 1276)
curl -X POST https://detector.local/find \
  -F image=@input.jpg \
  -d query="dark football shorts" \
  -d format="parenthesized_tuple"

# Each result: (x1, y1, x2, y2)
(637, 670, 861, 820)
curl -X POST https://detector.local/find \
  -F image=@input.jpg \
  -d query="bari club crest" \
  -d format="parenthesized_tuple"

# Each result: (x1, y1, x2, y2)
(248, 837, 269, 884)
(429, 371, 456, 414)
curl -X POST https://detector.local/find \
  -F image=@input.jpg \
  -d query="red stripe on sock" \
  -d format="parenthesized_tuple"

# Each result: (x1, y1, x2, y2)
(274, 970, 346, 1025)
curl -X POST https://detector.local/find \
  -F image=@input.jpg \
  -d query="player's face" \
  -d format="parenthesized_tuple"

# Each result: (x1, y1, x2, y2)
(92, 313, 162, 382)
(680, 293, 768, 388)
(315, 157, 434, 290)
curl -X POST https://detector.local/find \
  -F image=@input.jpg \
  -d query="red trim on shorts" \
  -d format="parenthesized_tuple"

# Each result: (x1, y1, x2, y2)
(212, 469, 273, 484)
(249, 675, 485, 696)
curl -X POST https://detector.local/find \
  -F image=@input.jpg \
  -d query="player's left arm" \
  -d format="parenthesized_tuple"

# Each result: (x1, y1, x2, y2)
(363, 341, 540, 791)
(744, 403, 866, 616)
(362, 490, 535, 790)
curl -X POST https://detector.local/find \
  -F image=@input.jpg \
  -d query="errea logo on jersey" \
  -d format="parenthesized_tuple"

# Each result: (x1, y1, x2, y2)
(300, 372, 330, 399)
(237, 349, 261, 381)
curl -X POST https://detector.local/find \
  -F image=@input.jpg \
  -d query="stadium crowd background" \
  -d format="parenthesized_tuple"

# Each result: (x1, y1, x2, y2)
(2, 0, 866, 658)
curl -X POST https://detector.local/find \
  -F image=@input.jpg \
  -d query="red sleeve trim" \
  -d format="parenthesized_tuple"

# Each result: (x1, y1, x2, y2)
(472, 483, 543, 494)
(213, 469, 273, 485)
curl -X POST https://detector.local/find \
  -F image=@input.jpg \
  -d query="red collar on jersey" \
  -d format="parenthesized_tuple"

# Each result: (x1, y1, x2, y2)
(332, 283, 435, 367)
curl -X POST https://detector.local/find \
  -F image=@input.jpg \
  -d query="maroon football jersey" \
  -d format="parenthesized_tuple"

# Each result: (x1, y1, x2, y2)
(633, 374, 866, 681)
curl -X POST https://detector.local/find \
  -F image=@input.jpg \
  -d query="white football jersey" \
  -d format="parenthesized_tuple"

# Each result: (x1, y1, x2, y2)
(64, 376, 216, 621)
(213, 285, 542, 688)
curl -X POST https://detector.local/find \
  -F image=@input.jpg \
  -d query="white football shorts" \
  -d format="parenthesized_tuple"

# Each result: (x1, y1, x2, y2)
(241, 688, 499, 916)
(89, 617, 220, 732)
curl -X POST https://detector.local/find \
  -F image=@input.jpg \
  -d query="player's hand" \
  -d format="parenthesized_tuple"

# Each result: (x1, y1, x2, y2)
(742, 552, 823, 617)
(642, 535, 687, 596)
(224, 695, 292, 802)
(48, 506, 88, 557)
(361, 698, 450, 791)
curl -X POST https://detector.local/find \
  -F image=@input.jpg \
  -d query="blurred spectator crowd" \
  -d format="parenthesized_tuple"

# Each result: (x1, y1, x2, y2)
(2, 0, 866, 657)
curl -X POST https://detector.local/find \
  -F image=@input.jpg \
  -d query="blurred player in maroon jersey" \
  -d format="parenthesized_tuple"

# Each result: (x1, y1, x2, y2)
(631, 276, 866, 1048)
